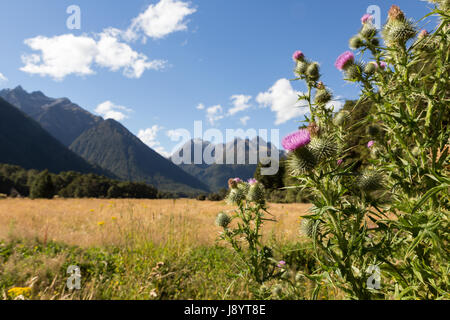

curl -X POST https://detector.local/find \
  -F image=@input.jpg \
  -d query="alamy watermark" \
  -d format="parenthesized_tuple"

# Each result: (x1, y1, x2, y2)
(66, 5, 81, 30)
(66, 265, 81, 290)
(169, 121, 280, 176)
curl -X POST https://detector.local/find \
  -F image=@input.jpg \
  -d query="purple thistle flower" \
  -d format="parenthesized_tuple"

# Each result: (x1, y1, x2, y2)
(277, 260, 286, 268)
(337, 159, 343, 166)
(248, 178, 258, 185)
(233, 178, 242, 183)
(379, 61, 387, 69)
(335, 51, 355, 71)
(282, 129, 311, 152)
(361, 14, 373, 24)
(367, 141, 375, 148)
(292, 50, 304, 62)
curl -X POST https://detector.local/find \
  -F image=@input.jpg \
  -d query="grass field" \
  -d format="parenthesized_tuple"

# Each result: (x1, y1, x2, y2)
(0, 199, 327, 300)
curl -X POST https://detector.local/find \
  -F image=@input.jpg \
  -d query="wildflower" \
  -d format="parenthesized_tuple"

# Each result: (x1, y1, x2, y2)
(335, 51, 355, 71)
(7, 287, 32, 299)
(337, 159, 343, 166)
(282, 129, 311, 152)
(361, 14, 373, 24)
(367, 140, 375, 148)
(292, 50, 304, 62)
(149, 289, 158, 298)
(111, 216, 117, 221)
(379, 61, 387, 69)
(90, 209, 94, 213)
(97, 221, 105, 226)
(277, 260, 286, 268)
(248, 178, 258, 185)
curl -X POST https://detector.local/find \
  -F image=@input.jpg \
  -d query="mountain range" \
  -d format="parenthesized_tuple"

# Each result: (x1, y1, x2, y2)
(0, 86, 281, 193)
(171, 138, 283, 191)
(0, 96, 107, 175)
(0, 86, 208, 193)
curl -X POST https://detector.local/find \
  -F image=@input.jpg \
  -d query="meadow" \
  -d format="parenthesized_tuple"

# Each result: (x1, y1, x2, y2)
(0, 199, 326, 300)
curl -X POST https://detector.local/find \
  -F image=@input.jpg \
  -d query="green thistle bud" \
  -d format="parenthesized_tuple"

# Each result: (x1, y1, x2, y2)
(364, 62, 377, 75)
(247, 183, 265, 204)
(309, 136, 338, 161)
(300, 218, 319, 239)
(226, 187, 246, 205)
(383, 20, 417, 46)
(215, 212, 231, 228)
(295, 61, 309, 76)
(287, 147, 317, 176)
(306, 62, 320, 81)
(345, 63, 363, 81)
(349, 35, 364, 50)
(333, 110, 350, 126)
(360, 24, 377, 39)
(314, 89, 332, 105)
(357, 170, 383, 192)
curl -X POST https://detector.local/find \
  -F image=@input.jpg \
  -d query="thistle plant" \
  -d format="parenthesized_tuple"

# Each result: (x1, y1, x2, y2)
(282, 3, 449, 300)
(216, 178, 277, 283)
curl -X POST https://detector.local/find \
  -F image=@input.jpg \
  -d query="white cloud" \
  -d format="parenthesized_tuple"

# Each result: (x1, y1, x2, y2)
(206, 105, 224, 125)
(95, 101, 133, 121)
(240, 116, 250, 126)
(126, 0, 197, 41)
(256, 78, 308, 125)
(228, 94, 252, 116)
(196, 103, 205, 110)
(138, 125, 170, 157)
(21, 32, 166, 81)
(0, 72, 8, 82)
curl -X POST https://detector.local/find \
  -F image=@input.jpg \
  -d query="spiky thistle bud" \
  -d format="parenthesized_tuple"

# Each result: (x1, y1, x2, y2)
(360, 23, 377, 39)
(226, 187, 246, 205)
(364, 62, 378, 75)
(357, 170, 383, 192)
(300, 218, 320, 239)
(345, 62, 364, 81)
(314, 88, 332, 105)
(383, 19, 417, 46)
(349, 35, 364, 50)
(306, 62, 320, 81)
(309, 136, 338, 161)
(286, 147, 317, 176)
(295, 61, 309, 76)
(247, 182, 265, 204)
(216, 212, 231, 228)
(333, 110, 350, 126)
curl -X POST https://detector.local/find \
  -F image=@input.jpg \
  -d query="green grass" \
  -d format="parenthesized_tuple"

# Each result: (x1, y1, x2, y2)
(0, 238, 325, 300)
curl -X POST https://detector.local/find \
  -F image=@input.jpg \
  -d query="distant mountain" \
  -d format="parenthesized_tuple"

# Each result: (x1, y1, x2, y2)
(70, 119, 210, 194)
(0, 86, 103, 146)
(0, 97, 108, 175)
(172, 138, 283, 192)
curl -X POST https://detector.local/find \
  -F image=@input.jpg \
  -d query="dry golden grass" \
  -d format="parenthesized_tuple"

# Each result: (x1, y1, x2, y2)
(0, 199, 312, 248)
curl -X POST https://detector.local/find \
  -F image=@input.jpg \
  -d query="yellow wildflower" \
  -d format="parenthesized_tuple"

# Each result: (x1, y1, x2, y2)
(97, 221, 105, 226)
(8, 287, 32, 299)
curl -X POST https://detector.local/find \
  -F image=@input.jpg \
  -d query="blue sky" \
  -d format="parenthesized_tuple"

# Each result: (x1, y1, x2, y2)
(0, 0, 437, 156)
